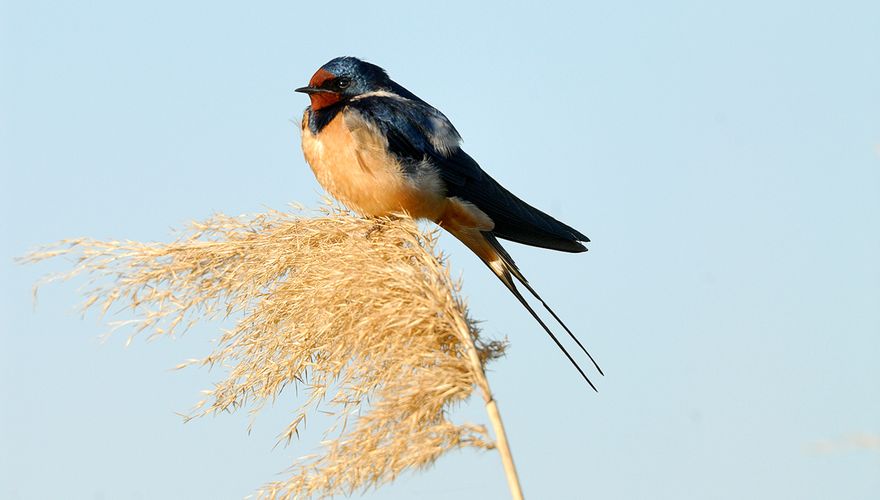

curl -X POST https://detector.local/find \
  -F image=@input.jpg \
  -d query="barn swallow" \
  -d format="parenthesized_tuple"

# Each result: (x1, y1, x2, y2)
(296, 57, 602, 390)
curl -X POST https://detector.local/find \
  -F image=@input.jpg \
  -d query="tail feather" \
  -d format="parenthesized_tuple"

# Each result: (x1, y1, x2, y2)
(492, 240, 604, 376)
(483, 233, 602, 391)
(518, 279, 604, 376)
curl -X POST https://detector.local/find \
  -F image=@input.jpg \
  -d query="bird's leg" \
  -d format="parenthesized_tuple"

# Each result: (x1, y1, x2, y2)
(364, 220, 383, 239)
(364, 214, 403, 239)
(364, 216, 390, 238)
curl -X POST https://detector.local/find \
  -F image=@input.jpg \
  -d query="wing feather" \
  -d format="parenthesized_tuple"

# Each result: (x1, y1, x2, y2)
(348, 95, 589, 252)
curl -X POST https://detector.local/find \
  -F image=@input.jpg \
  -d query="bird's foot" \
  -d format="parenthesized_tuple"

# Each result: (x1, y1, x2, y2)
(364, 218, 388, 239)
(364, 214, 402, 239)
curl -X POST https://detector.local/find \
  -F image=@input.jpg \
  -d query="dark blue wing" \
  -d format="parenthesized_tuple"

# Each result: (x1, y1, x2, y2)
(348, 94, 589, 252)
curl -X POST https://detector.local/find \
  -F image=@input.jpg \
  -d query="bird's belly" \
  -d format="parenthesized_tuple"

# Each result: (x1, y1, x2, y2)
(301, 113, 446, 220)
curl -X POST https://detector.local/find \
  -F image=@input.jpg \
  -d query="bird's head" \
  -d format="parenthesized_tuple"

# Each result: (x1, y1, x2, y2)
(295, 57, 390, 111)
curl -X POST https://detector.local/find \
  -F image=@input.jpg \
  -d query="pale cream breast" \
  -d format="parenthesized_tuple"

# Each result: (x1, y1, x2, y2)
(300, 108, 447, 220)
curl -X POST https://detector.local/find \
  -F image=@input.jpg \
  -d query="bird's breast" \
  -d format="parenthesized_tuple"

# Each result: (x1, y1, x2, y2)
(301, 109, 447, 220)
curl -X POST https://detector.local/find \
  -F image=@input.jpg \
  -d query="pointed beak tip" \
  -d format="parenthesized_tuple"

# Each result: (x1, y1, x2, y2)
(295, 86, 335, 95)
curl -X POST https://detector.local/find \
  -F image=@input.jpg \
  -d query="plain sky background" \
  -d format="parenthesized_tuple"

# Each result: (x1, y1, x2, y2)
(2, 1, 878, 499)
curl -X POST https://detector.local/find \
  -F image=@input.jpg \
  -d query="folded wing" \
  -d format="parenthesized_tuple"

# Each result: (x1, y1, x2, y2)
(349, 94, 589, 252)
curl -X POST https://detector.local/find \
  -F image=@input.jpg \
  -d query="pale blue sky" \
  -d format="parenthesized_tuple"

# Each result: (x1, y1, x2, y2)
(2, 1, 878, 499)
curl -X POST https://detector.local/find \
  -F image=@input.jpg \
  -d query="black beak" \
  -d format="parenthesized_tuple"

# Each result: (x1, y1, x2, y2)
(295, 86, 334, 94)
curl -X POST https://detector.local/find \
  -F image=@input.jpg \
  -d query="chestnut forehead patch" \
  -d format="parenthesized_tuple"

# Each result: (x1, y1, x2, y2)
(309, 68, 335, 88)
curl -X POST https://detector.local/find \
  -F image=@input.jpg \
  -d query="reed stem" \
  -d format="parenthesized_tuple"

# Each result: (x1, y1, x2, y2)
(459, 325, 524, 500)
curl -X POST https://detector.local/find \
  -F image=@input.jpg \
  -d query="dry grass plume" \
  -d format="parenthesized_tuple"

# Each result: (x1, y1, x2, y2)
(22, 205, 518, 499)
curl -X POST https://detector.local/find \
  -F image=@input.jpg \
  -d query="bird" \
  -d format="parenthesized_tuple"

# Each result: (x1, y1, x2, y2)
(295, 56, 602, 390)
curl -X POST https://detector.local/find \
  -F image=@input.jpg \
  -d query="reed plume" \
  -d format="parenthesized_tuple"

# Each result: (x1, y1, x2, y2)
(22, 205, 522, 499)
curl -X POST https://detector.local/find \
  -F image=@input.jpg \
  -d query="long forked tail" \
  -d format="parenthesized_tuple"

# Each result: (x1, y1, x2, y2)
(481, 232, 603, 391)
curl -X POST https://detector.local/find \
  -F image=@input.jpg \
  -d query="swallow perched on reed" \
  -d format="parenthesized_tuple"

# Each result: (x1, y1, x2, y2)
(296, 57, 602, 390)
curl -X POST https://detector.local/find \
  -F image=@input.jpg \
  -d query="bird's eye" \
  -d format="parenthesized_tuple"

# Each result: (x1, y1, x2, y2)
(337, 77, 351, 89)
